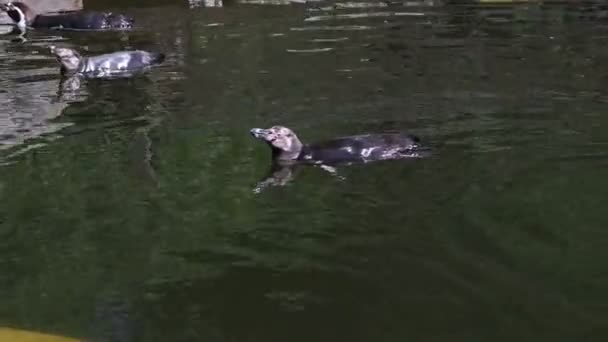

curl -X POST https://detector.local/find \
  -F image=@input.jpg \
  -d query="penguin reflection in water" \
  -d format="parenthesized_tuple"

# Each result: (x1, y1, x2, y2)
(249, 125, 428, 193)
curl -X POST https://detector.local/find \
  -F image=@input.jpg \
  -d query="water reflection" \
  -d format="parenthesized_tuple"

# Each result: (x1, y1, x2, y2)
(254, 162, 297, 192)
(0, 26, 71, 155)
(0, 53, 73, 154)
(253, 162, 346, 193)
(0, 61, 167, 160)
(305, 11, 427, 22)
(0, 25, 27, 41)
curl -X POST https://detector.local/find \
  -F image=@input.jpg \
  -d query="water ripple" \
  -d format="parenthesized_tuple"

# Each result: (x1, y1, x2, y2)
(290, 25, 375, 31)
(305, 11, 427, 22)
(310, 37, 349, 43)
(286, 47, 334, 53)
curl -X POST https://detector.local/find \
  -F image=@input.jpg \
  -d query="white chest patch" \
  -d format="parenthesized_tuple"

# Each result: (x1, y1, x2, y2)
(13, 6, 27, 29)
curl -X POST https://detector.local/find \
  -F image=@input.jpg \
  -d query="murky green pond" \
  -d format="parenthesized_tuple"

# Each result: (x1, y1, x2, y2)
(1, 1, 608, 341)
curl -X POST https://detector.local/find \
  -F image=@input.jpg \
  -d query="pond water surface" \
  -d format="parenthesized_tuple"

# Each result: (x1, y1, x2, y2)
(1, 1, 608, 341)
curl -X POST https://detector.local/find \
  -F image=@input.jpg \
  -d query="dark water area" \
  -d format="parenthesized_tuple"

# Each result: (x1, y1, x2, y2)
(1, 1, 608, 341)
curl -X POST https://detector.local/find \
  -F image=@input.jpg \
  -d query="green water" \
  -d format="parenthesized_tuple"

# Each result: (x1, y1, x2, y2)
(1, 1, 608, 341)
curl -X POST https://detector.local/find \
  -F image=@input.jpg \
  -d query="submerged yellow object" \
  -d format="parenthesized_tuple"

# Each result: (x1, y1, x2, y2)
(0, 328, 80, 342)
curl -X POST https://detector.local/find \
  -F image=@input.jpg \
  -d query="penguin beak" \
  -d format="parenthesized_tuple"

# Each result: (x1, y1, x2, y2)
(250, 128, 269, 139)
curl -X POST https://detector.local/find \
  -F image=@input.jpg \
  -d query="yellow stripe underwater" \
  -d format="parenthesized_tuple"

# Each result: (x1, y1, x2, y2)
(0, 328, 80, 342)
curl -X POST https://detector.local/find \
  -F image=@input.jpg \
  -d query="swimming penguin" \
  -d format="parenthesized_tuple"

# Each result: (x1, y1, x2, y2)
(49, 45, 165, 76)
(249, 125, 426, 192)
(250, 125, 423, 164)
(1, 1, 133, 32)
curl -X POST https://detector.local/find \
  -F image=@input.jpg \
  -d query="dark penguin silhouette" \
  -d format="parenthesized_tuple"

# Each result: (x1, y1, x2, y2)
(249, 125, 426, 192)
(1, 1, 133, 32)
(49, 45, 165, 76)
